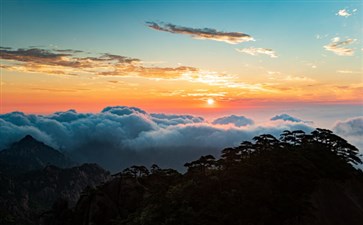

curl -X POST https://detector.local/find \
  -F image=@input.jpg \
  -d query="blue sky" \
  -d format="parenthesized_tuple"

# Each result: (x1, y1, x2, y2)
(2, 0, 361, 68)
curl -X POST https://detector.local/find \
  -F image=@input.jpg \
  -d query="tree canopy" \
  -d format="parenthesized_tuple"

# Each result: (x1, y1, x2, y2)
(41, 129, 363, 225)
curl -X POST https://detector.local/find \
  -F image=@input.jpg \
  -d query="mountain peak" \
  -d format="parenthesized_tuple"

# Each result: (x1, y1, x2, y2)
(16, 134, 42, 146)
(0, 135, 75, 175)
(21, 134, 36, 142)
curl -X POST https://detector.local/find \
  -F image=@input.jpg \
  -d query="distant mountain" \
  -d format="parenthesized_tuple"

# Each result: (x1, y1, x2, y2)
(0, 163, 111, 225)
(0, 135, 74, 175)
(0, 135, 111, 225)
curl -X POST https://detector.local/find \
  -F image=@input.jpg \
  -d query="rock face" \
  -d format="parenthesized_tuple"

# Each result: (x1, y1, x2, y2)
(0, 135, 74, 175)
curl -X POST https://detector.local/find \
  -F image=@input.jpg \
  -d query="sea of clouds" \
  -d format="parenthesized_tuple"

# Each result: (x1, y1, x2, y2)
(0, 106, 361, 171)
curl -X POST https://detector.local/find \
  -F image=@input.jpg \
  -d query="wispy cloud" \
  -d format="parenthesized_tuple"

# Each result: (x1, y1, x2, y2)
(305, 62, 317, 69)
(29, 87, 90, 93)
(283, 76, 315, 82)
(236, 47, 277, 58)
(0, 47, 140, 72)
(336, 9, 357, 17)
(323, 37, 356, 56)
(271, 114, 305, 123)
(185, 92, 227, 97)
(146, 21, 254, 44)
(0, 47, 270, 93)
(0, 47, 197, 79)
(337, 70, 362, 74)
(337, 9, 351, 17)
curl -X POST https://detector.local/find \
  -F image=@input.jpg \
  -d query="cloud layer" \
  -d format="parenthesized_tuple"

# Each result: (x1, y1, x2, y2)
(146, 21, 254, 44)
(271, 114, 304, 123)
(0, 47, 200, 79)
(212, 115, 254, 127)
(333, 117, 363, 151)
(0, 106, 315, 171)
(324, 37, 356, 56)
(1, 47, 269, 93)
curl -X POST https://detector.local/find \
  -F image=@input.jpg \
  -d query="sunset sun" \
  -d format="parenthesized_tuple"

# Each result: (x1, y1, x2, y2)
(207, 98, 215, 105)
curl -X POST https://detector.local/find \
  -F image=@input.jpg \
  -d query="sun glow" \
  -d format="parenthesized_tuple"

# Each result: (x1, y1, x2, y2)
(207, 98, 215, 105)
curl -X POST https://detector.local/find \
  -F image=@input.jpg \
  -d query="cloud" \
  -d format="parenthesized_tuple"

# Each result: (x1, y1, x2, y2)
(0, 106, 315, 171)
(337, 9, 351, 17)
(1, 47, 291, 97)
(334, 117, 363, 137)
(283, 76, 315, 82)
(333, 117, 363, 152)
(0, 48, 68, 61)
(0, 48, 139, 68)
(185, 92, 227, 97)
(1, 47, 269, 93)
(270, 114, 305, 123)
(337, 70, 362, 74)
(49, 109, 91, 122)
(0, 47, 200, 79)
(151, 113, 205, 127)
(212, 115, 254, 127)
(146, 21, 254, 44)
(324, 37, 356, 56)
(236, 47, 277, 58)
(0, 47, 140, 75)
(99, 65, 198, 79)
(53, 49, 85, 54)
(102, 106, 147, 115)
(336, 9, 357, 17)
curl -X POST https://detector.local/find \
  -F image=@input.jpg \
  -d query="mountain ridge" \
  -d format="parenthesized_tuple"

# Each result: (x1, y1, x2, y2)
(0, 135, 111, 225)
(0, 135, 75, 175)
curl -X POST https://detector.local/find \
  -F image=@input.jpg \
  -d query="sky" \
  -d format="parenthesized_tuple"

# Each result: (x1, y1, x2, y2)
(0, 0, 362, 127)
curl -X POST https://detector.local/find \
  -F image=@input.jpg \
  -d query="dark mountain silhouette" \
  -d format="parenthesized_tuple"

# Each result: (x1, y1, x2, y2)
(39, 129, 363, 225)
(0, 135, 74, 175)
(0, 164, 111, 225)
(0, 136, 111, 225)
(1, 129, 363, 225)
